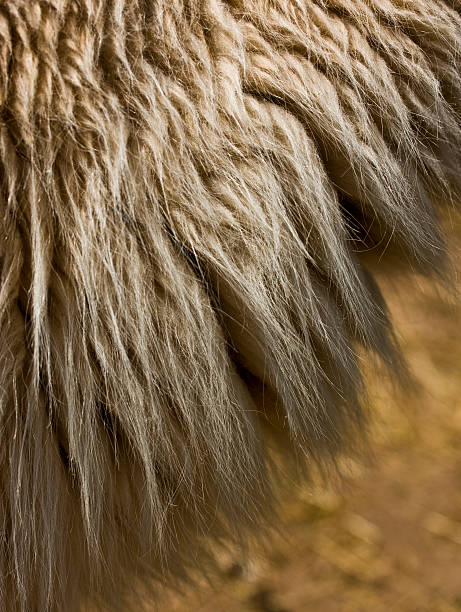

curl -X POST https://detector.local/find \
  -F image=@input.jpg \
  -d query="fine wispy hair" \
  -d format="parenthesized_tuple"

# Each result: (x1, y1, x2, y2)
(0, 0, 460, 610)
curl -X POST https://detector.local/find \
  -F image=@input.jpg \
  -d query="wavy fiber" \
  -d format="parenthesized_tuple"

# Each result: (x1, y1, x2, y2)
(0, 0, 460, 609)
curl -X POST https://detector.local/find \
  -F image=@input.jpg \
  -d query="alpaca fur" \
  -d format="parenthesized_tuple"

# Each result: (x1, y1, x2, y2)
(0, 0, 461, 609)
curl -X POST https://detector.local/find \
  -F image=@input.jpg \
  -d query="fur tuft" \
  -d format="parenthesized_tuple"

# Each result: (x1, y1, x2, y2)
(0, 0, 460, 609)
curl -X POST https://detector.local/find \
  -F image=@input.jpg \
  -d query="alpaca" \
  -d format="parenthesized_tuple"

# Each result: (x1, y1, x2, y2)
(0, 0, 460, 609)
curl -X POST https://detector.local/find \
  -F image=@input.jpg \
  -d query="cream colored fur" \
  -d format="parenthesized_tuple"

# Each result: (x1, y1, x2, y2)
(0, 0, 460, 609)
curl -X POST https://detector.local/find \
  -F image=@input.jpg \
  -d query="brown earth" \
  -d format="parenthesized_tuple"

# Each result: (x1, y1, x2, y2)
(159, 217, 461, 612)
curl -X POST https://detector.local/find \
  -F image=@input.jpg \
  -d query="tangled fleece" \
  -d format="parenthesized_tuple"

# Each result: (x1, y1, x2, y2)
(0, 0, 460, 609)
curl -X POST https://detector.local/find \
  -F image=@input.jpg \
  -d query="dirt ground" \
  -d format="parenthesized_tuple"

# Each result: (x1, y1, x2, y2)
(160, 220, 461, 612)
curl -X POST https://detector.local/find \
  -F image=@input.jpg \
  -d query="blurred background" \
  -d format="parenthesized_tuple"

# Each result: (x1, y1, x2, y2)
(161, 216, 461, 612)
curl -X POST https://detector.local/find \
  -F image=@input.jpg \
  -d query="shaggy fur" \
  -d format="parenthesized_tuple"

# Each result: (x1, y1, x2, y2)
(0, 0, 460, 609)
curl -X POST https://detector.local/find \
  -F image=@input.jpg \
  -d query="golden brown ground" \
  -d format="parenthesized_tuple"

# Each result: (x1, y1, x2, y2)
(160, 219, 461, 612)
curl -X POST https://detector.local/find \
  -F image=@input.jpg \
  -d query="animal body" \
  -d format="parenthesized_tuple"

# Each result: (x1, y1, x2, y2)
(0, 0, 460, 609)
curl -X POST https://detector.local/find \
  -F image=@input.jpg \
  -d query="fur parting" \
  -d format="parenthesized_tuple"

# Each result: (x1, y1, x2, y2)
(0, 0, 460, 609)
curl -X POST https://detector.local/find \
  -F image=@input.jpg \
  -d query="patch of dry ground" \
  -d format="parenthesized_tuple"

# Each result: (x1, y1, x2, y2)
(160, 219, 461, 612)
